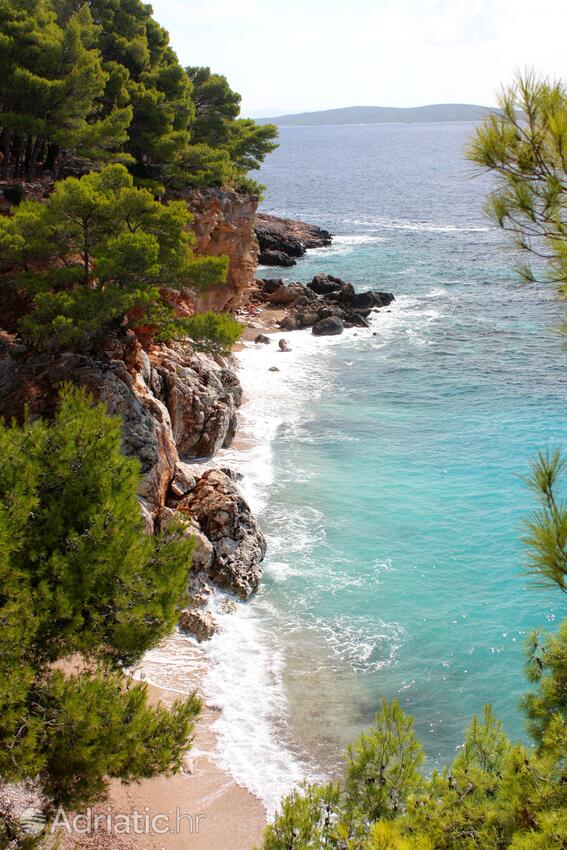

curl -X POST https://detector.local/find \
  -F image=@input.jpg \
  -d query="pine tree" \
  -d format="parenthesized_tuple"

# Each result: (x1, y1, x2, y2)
(0, 386, 200, 812)
(0, 0, 131, 178)
(468, 73, 567, 308)
(0, 163, 229, 349)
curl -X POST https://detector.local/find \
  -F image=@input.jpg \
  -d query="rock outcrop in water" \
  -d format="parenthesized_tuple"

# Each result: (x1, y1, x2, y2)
(255, 212, 333, 266)
(251, 274, 394, 334)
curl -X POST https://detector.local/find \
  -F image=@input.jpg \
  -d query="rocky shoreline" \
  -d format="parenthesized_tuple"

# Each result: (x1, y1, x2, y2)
(248, 273, 395, 337)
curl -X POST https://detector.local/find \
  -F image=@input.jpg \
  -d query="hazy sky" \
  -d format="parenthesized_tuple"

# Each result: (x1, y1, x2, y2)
(151, 0, 567, 117)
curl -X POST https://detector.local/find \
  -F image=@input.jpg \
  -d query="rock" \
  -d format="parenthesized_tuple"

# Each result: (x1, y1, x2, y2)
(278, 315, 301, 331)
(177, 469, 266, 599)
(159, 507, 214, 573)
(312, 316, 344, 336)
(259, 249, 296, 267)
(255, 213, 332, 263)
(295, 310, 320, 328)
(308, 274, 343, 295)
(260, 278, 285, 294)
(267, 283, 307, 305)
(0, 331, 243, 516)
(179, 608, 219, 641)
(351, 290, 395, 309)
(318, 306, 345, 321)
(254, 334, 270, 344)
(170, 461, 198, 498)
(268, 366, 280, 372)
(279, 339, 291, 352)
(139, 499, 155, 534)
(151, 346, 242, 459)
(289, 294, 311, 308)
(344, 312, 370, 328)
(337, 283, 356, 305)
(219, 466, 243, 481)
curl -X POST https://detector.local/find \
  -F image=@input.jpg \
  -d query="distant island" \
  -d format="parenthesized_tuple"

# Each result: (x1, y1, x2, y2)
(256, 103, 500, 126)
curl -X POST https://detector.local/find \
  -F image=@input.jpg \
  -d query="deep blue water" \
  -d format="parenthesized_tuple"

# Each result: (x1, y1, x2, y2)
(209, 123, 566, 804)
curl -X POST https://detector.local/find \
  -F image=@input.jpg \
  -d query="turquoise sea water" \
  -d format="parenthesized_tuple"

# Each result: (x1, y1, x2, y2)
(201, 123, 566, 811)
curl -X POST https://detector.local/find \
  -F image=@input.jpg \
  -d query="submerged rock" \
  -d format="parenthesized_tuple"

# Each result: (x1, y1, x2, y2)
(254, 334, 271, 344)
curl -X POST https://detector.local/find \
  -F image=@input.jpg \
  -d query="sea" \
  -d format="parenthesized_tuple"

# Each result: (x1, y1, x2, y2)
(144, 122, 567, 815)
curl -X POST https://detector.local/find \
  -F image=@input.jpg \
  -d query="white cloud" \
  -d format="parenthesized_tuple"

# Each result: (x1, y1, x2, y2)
(151, 0, 567, 116)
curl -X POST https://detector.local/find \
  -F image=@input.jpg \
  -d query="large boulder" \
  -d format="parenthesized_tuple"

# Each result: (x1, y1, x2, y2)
(259, 278, 286, 294)
(179, 607, 219, 642)
(150, 347, 242, 459)
(308, 274, 344, 295)
(312, 316, 344, 336)
(351, 290, 395, 309)
(267, 283, 308, 305)
(177, 469, 266, 599)
(278, 315, 301, 331)
(255, 213, 332, 263)
(259, 249, 297, 267)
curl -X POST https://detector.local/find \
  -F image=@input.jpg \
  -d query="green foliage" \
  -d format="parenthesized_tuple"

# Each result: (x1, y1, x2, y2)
(262, 701, 567, 850)
(468, 73, 567, 310)
(163, 311, 243, 353)
(523, 621, 567, 748)
(0, 164, 227, 349)
(187, 66, 241, 148)
(523, 449, 567, 591)
(0, 386, 200, 810)
(344, 699, 423, 824)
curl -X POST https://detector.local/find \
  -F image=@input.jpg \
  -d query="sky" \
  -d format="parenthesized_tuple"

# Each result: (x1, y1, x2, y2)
(151, 0, 567, 117)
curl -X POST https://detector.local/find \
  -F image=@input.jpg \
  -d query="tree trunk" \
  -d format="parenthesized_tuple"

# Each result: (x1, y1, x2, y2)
(44, 142, 60, 174)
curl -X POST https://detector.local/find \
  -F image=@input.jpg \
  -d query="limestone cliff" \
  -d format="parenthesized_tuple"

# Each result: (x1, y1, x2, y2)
(179, 187, 260, 311)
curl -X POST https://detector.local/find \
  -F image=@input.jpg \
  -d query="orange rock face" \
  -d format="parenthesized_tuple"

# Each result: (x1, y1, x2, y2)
(180, 188, 260, 312)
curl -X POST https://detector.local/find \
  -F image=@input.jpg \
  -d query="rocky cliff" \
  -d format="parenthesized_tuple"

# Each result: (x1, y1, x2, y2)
(180, 187, 260, 311)
(0, 329, 266, 636)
